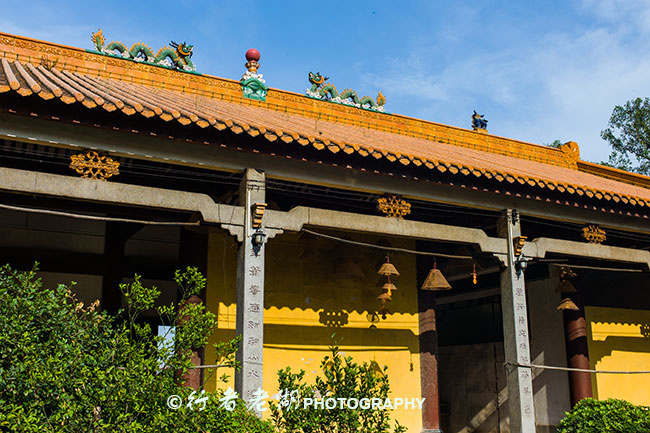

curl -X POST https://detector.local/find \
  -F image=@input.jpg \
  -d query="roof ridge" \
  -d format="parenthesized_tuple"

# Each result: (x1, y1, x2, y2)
(2, 55, 650, 210)
(578, 160, 650, 189)
(0, 31, 581, 168)
(3, 30, 649, 194)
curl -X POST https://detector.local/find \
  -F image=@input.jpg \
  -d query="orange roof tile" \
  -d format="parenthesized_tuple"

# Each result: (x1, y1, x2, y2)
(1, 32, 650, 211)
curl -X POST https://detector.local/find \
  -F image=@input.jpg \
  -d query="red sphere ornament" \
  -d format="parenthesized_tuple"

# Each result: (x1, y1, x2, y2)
(245, 48, 260, 62)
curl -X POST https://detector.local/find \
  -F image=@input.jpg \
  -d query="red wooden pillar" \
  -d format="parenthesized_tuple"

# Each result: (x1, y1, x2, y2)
(179, 227, 208, 390)
(418, 289, 442, 433)
(563, 292, 593, 406)
(178, 293, 204, 390)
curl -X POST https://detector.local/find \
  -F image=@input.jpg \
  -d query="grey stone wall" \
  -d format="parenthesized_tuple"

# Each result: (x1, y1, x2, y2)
(439, 342, 509, 433)
(527, 272, 572, 432)
(437, 274, 571, 433)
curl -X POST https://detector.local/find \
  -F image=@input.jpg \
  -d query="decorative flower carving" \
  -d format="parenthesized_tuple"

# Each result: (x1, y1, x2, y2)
(582, 225, 606, 244)
(377, 195, 411, 219)
(69, 151, 120, 180)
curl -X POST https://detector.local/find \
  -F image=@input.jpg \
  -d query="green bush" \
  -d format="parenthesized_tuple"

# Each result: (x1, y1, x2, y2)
(557, 398, 650, 433)
(0, 264, 273, 433)
(270, 343, 406, 433)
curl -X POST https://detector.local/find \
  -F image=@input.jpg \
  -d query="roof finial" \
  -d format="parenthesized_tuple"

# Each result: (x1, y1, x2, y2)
(245, 48, 261, 73)
(241, 48, 269, 101)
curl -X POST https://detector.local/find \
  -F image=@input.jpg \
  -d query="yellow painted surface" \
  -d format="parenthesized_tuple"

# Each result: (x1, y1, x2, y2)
(585, 306, 650, 405)
(206, 228, 422, 431)
(205, 229, 239, 392)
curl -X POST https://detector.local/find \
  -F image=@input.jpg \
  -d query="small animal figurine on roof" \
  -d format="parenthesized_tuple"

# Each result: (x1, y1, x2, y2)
(90, 29, 197, 72)
(471, 110, 488, 131)
(306, 72, 386, 112)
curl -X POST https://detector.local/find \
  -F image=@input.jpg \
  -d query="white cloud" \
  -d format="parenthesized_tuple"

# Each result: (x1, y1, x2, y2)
(578, 0, 650, 34)
(361, 3, 650, 163)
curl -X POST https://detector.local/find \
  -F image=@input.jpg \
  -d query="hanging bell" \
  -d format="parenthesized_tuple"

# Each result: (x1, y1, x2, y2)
(377, 292, 392, 303)
(377, 255, 400, 277)
(555, 279, 577, 294)
(382, 282, 397, 296)
(557, 297, 579, 311)
(420, 267, 451, 291)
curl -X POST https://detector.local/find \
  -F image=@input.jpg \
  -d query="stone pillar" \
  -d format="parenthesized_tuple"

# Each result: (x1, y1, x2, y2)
(418, 289, 442, 433)
(498, 210, 536, 433)
(235, 168, 266, 403)
(563, 292, 593, 406)
(101, 222, 142, 314)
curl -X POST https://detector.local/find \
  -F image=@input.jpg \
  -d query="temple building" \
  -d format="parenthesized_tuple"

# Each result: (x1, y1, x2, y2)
(2, 30, 650, 433)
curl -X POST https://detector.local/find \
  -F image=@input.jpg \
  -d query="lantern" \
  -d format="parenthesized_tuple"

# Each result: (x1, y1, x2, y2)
(555, 266, 579, 311)
(375, 255, 399, 319)
(557, 297, 579, 311)
(420, 260, 451, 291)
(377, 258, 399, 277)
(382, 282, 398, 296)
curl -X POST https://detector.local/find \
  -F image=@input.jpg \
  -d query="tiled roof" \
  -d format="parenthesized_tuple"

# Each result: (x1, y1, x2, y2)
(1, 32, 650, 211)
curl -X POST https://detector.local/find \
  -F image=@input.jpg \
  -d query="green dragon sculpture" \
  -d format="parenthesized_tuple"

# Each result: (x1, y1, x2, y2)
(90, 29, 196, 72)
(306, 71, 386, 112)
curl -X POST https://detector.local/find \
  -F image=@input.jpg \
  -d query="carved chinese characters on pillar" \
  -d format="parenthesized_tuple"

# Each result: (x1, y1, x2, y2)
(499, 210, 536, 432)
(247, 321, 259, 329)
(235, 169, 266, 410)
(514, 285, 529, 362)
(249, 266, 261, 276)
(237, 235, 265, 408)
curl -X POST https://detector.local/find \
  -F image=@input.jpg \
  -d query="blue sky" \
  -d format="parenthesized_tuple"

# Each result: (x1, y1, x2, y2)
(3, 0, 650, 163)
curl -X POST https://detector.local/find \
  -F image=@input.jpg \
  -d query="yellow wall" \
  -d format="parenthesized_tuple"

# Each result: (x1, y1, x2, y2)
(205, 228, 422, 431)
(205, 229, 239, 391)
(585, 306, 650, 405)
